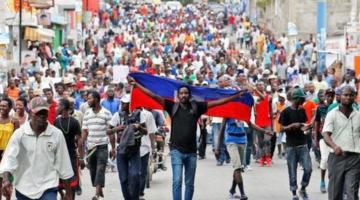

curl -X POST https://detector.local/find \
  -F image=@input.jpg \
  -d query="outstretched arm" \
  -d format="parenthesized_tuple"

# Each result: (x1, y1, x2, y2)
(207, 91, 243, 109)
(128, 76, 165, 106)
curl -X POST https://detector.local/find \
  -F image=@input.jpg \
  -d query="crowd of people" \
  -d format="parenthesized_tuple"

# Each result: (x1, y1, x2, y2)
(0, 1, 359, 200)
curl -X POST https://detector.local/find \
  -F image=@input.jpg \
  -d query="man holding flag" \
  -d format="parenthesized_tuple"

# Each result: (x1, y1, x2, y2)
(129, 75, 246, 200)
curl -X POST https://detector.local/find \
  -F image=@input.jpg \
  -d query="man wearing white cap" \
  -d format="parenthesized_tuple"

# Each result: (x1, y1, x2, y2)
(0, 97, 74, 200)
(109, 94, 156, 200)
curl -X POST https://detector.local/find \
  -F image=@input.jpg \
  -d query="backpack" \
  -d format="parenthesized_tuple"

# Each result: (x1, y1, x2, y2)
(117, 109, 143, 156)
(171, 100, 198, 118)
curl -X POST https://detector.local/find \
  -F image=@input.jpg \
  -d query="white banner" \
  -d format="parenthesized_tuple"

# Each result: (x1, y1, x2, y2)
(112, 65, 129, 84)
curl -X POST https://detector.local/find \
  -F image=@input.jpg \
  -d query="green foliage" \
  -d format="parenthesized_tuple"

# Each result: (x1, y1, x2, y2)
(180, 0, 194, 6)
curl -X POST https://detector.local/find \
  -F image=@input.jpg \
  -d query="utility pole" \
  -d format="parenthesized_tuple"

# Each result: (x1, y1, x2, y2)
(19, 0, 22, 65)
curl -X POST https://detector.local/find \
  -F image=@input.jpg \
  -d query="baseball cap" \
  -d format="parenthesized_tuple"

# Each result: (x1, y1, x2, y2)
(29, 97, 49, 113)
(268, 75, 277, 80)
(262, 69, 271, 75)
(292, 88, 306, 99)
(121, 94, 131, 103)
(63, 77, 73, 85)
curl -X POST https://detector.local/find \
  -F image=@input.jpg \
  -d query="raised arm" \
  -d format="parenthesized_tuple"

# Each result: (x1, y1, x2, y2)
(208, 91, 243, 109)
(246, 83, 265, 100)
(128, 77, 165, 106)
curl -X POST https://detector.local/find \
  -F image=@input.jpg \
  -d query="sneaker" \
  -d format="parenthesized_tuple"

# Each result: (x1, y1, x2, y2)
(320, 181, 326, 193)
(266, 156, 272, 167)
(228, 193, 241, 199)
(226, 158, 231, 164)
(259, 156, 265, 167)
(240, 195, 248, 200)
(245, 165, 252, 171)
(76, 187, 82, 196)
(299, 189, 310, 200)
(240, 165, 245, 172)
(217, 161, 224, 166)
(292, 195, 300, 200)
(92, 196, 103, 200)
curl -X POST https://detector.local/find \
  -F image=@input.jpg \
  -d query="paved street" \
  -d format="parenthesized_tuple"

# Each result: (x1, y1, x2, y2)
(80, 148, 327, 200)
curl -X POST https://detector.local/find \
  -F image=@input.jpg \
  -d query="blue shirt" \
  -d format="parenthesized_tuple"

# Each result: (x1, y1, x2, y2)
(75, 97, 85, 110)
(101, 98, 121, 115)
(225, 119, 247, 144)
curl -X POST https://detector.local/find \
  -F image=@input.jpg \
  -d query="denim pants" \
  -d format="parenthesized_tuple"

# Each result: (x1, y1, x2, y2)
(245, 127, 253, 166)
(212, 123, 230, 163)
(117, 149, 141, 200)
(286, 145, 313, 191)
(170, 149, 197, 200)
(211, 123, 222, 150)
(140, 153, 150, 196)
(16, 188, 57, 200)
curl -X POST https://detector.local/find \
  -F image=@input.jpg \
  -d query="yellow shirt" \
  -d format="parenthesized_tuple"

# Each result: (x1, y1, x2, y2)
(0, 122, 15, 150)
(274, 103, 286, 133)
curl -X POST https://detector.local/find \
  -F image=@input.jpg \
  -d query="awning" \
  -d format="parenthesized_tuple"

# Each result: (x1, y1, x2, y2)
(24, 27, 55, 42)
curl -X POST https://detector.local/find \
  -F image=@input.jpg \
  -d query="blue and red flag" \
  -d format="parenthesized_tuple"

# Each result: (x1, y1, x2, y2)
(129, 73, 254, 122)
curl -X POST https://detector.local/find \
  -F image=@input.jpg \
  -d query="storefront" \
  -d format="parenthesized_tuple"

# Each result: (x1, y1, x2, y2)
(24, 27, 55, 43)
(50, 15, 66, 49)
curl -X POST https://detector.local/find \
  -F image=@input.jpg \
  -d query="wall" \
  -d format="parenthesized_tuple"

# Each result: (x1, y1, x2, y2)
(257, 0, 359, 38)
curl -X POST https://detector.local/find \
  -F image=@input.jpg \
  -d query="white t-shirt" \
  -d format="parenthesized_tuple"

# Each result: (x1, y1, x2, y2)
(82, 108, 112, 149)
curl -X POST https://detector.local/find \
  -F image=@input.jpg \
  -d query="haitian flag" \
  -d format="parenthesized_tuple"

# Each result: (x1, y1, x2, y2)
(129, 73, 254, 122)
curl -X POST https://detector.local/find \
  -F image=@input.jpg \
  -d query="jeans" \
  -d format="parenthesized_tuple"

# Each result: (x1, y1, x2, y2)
(245, 127, 253, 166)
(170, 149, 197, 200)
(140, 153, 150, 196)
(212, 123, 230, 163)
(117, 149, 141, 200)
(211, 123, 222, 150)
(16, 188, 57, 200)
(286, 145, 313, 191)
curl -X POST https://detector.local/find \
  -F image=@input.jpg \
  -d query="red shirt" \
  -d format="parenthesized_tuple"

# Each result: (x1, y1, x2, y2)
(303, 99, 317, 124)
(229, 15, 236, 25)
(255, 95, 272, 127)
(48, 100, 58, 124)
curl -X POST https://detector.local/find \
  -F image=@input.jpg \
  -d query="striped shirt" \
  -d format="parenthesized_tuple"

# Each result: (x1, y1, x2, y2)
(83, 108, 112, 149)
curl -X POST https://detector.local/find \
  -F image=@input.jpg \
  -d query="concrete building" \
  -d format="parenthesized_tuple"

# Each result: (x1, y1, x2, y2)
(255, 0, 360, 38)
